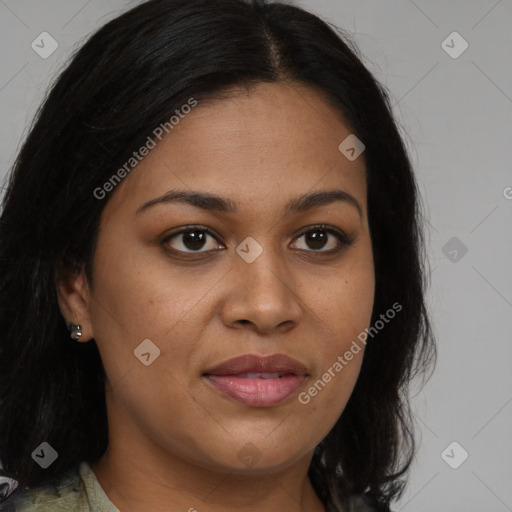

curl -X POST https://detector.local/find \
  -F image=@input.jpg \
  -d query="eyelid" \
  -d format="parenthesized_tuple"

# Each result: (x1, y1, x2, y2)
(293, 223, 354, 245)
(160, 223, 354, 255)
(160, 225, 224, 251)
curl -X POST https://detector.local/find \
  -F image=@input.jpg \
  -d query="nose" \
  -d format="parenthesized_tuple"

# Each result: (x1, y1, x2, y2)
(219, 247, 303, 335)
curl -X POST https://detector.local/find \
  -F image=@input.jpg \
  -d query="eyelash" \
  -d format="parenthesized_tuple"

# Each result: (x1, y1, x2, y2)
(160, 224, 354, 258)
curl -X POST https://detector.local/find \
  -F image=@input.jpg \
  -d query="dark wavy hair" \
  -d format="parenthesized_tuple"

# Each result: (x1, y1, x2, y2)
(0, 0, 436, 510)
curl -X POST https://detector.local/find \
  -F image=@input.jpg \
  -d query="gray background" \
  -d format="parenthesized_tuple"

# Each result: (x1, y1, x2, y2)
(1, 1, 511, 510)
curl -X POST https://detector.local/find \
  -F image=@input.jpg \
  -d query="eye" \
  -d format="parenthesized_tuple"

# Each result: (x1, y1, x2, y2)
(290, 224, 354, 253)
(161, 226, 224, 253)
(161, 224, 354, 257)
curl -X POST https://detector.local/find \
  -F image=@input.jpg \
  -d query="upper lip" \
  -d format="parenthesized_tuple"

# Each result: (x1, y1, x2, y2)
(203, 354, 308, 376)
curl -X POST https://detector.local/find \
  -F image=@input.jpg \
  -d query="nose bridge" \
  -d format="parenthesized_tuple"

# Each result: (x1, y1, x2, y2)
(240, 246, 288, 298)
(222, 237, 302, 332)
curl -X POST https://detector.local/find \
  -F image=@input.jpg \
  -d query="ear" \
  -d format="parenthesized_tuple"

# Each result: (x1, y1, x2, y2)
(55, 264, 95, 342)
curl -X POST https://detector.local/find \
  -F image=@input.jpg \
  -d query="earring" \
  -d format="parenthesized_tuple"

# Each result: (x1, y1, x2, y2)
(67, 323, 83, 342)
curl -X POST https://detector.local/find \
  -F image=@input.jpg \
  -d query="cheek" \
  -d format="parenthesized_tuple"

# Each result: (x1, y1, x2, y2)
(298, 249, 374, 420)
(309, 247, 375, 353)
(89, 224, 198, 340)
(87, 231, 192, 390)
(88, 251, 208, 446)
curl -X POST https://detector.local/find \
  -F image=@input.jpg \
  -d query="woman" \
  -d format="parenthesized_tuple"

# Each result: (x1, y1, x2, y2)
(0, 0, 436, 510)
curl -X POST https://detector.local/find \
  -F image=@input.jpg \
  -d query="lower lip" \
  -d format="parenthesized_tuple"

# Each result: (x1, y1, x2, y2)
(204, 374, 306, 407)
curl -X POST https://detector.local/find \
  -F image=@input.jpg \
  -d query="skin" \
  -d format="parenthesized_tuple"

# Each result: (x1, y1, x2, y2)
(57, 81, 375, 512)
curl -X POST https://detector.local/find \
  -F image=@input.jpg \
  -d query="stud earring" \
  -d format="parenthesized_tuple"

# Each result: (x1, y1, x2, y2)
(67, 323, 83, 342)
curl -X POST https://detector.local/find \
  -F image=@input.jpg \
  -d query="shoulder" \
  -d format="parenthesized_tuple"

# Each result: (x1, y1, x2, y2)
(0, 464, 86, 512)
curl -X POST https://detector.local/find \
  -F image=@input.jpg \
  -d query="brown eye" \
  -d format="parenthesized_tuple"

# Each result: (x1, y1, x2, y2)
(162, 227, 224, 253)
(291, 225, 354, 253)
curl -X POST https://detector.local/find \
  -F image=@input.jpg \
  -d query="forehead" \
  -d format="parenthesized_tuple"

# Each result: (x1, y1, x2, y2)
(103, 81, 367, 219)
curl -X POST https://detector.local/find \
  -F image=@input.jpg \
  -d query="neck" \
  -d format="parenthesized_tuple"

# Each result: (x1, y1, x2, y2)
(89, 434, 325, 512)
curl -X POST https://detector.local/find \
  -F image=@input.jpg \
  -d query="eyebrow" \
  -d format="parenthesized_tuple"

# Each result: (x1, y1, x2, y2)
(134, 188, 363, 219)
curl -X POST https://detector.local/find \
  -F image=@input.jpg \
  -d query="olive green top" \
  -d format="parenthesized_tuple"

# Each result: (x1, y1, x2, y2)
(0, 461, 385, 511)
(0, 461, 119, 511)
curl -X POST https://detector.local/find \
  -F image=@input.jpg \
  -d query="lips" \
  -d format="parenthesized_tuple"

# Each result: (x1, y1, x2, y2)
(204, 353, 308, 376)
(203, 354, 308, 407)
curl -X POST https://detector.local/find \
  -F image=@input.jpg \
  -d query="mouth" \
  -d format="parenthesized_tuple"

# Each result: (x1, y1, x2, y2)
(202, 354, 308, 407)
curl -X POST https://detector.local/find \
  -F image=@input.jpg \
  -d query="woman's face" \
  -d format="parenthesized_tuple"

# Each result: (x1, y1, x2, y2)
(62, 81, 375, 473)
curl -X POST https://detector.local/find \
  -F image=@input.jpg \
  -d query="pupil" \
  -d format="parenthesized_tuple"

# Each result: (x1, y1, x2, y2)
(183, 230, 206, 250)
(181, 230, 328, 251)
(306, 230, 327, 250)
